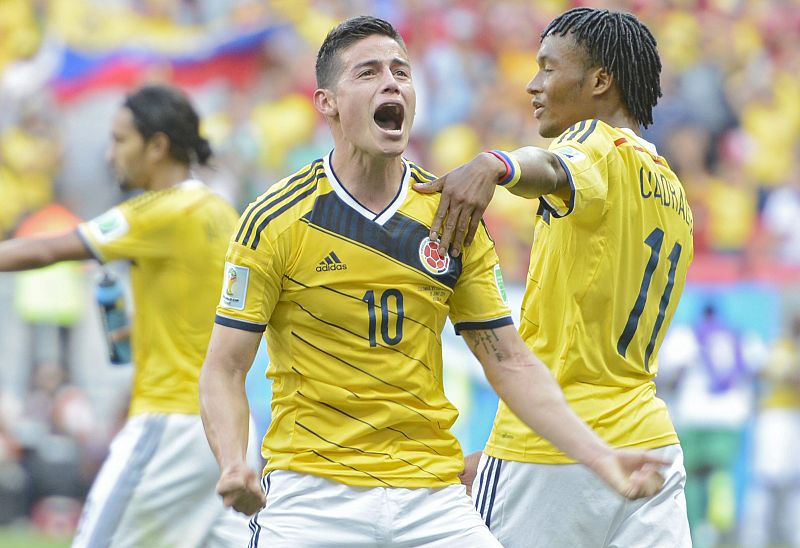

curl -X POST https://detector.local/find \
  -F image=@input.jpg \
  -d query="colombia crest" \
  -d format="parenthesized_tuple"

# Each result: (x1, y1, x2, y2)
(419, 237, 450, 275)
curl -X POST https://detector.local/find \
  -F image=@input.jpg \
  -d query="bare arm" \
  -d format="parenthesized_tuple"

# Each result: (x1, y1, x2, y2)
(461, 324, 666, 499)
(199, 323, 265, 515)
(413, 147, 569, 256)
(0, 231, 92, 271)
(511, 146, 571, 199)
(462, 325, 609, 465)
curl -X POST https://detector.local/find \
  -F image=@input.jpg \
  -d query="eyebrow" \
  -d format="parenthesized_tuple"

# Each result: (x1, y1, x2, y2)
(351, 57, 411, 71)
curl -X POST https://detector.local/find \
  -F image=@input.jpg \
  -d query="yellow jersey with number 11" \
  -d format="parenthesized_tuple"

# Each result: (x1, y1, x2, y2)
(486, 119, 694, 463)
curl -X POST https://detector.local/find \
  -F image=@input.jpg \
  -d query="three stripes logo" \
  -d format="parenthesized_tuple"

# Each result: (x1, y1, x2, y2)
(316, 251, 347, 272)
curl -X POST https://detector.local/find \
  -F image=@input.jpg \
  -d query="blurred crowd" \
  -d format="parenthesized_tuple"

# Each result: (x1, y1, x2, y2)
(0, 0, 799, 546)
(2, 0, 799, 278)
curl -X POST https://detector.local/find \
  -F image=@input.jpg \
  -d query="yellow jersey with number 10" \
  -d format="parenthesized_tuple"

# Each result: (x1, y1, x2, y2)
(216, 153, 513, 488)
(486, 119, 694, 463)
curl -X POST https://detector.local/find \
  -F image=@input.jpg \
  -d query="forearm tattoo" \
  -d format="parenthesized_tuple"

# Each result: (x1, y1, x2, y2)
(463, 329, 507, 362)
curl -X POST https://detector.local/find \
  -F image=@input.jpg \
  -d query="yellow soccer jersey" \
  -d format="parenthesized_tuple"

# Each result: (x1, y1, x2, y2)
(487, 120, 694, 463)
(216, 153, 513, 488)
(78, 180, 238, 416)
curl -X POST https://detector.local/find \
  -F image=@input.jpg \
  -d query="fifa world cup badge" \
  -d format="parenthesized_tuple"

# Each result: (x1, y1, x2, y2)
(220, 262, 249, 310)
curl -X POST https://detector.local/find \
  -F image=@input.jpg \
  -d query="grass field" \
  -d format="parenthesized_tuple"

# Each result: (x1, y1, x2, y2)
(0, 527, 71, 548)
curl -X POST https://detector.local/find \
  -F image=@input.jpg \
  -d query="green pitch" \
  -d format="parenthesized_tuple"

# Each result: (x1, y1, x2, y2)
(0, 528, 70, 548)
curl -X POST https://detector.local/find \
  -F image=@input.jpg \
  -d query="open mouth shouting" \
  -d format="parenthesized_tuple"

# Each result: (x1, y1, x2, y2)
(374, 102, 405, 135)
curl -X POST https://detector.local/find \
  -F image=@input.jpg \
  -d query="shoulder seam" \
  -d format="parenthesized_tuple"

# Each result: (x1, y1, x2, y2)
(127, 186, 183, 212)
(236, 160, 324, 247)
(243, 165, 325, 250)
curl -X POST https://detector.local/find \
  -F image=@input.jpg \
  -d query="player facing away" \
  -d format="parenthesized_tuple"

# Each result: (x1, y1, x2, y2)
(0, 85, 257, 547)
(200, 15, 668, 548)
(415, 7, 693, 548)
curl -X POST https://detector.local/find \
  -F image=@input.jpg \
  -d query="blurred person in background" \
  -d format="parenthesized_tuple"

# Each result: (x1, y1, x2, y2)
(0, 383, 26, 525)
(0, 97, 61, 238)
(742, 312, 800, 548)
(200, 15, 666, 548)
(0, 84, 257, 547)
(659, 303, 761, 547)
(761, 151, 800, 266)
(417, 7, 693, 547)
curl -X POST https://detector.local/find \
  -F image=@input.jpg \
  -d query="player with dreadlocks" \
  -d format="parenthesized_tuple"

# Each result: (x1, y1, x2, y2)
(415, 7, 692, 547)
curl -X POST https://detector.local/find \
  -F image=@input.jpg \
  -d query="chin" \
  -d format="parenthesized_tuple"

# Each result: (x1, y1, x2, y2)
(118, 178, 136, 192)
(372, 139, 406, 158)
(382, 143, 406, 156)
(538, 123, 560, 139)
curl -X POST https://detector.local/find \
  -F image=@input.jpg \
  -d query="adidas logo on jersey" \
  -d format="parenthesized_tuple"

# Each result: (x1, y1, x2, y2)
(316, 251, 347, 272)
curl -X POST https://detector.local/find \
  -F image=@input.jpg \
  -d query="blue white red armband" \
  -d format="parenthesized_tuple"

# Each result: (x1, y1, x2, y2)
(486, 149, 521, 189)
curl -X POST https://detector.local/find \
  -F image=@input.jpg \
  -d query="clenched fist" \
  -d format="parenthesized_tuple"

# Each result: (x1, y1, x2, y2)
(217, 462, 266, 516)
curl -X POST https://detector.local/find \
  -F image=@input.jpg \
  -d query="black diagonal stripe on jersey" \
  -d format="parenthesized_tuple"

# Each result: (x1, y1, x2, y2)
(409, 173, 428, 187)
(291, 332, 434, 412)
(310, 450, 392, 486)
(297, 422, 448, 483)
(556, 122, 581, 144)
(236, 160, 323, 245)
(247, 182, 321, 250)
(292, 367, 360, 400)
(410, 164, 437, 181)
(236, 159, 321, 243)
(296, 390, 443, 456)
(289, 298, 435, 372)
(566, 120, 587, 141)
(303, 194, 463, 288)
(285, 273, 440, 341)
(577, 119, 598, 143)
(409, 171, 435, 186)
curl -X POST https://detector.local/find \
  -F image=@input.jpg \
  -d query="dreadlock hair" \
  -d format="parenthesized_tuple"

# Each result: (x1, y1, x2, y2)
(316, 15, 406, 89)
(124, 85, 212, 166)
(542, 8, 662, 128)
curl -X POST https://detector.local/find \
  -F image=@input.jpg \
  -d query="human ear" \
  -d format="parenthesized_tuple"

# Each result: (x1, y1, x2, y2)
(147, 132, 170, 160)
(313, 88, 337, 117)
(591, 67, 614, 97)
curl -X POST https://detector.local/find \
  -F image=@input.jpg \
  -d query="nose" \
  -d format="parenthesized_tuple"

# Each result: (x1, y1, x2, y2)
(105, 145, 114, 164)
(381, 67, 400, 93)
(526, 71, 542, 95)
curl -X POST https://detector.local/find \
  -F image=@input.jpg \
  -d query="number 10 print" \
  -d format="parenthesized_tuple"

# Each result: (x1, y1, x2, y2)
(362, 289, 404, 347)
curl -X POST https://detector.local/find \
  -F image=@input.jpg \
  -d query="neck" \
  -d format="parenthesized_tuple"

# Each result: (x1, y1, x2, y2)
(330, 146, 405, 213)
(597, 103, 641, 135)
(147, 162, 192, 191)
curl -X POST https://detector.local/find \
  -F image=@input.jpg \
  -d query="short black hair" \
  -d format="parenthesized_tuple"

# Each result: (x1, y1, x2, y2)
(315, 15, 406, 89)
(123, 85, 212, 165)
(542, 8, 662, 128)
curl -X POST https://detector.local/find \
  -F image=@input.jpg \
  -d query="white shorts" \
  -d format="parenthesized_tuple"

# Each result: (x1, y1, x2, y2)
(752, 408, 800, 484)
(73, 413, 259, 548)
(473, 445, 691, 548)
(248, 470, 502, 547)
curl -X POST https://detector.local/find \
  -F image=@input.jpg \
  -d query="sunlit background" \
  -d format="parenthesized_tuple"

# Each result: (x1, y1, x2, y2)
(0, 1, 799, 547)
